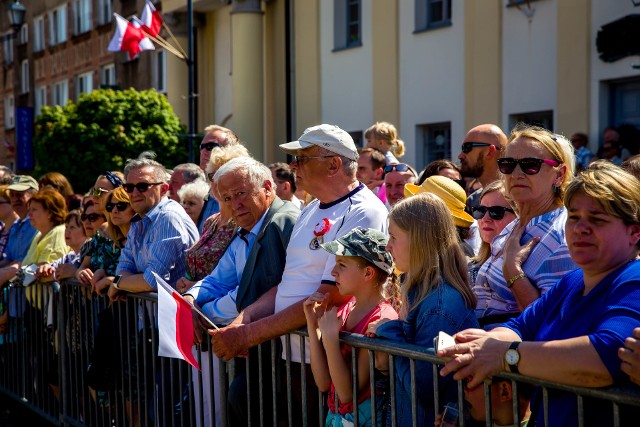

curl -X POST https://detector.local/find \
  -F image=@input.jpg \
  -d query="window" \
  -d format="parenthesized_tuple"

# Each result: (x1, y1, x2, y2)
(49, 5, 68, 46)
(348, 130, 364, 148)
(33, 15, 45, 52)
(35, 85, 47, 116)
(4, 96, 14, 129)
(509, 110, 553, 131)
(100, 63, 116, 87)
(415, 0, 452, 32)
(2, 32, 13, 64)
(52, 80, 69, 106)
(72, 0, 93, 35)
(97, 0, 112, 26)
(76, 72, 93, 99)
(417, 122, 451, 169)
(18, 24, 28, 45)
(333, 0, 361, 50)
(152, 50, 166, 93)
(20, 60, 29, 94)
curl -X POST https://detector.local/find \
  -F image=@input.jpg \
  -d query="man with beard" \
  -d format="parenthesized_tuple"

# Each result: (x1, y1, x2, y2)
(457, 124, 507, 211)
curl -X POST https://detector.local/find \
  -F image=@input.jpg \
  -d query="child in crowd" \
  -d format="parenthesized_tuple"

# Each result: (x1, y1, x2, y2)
(365, 121, 405, 165)
(304, 227, 399, 427)
(367, 193, 479, 427)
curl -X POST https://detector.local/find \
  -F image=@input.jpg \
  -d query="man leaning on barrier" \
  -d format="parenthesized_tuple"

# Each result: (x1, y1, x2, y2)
(209, 124, 389, 426)
(183, 156, 300, 425)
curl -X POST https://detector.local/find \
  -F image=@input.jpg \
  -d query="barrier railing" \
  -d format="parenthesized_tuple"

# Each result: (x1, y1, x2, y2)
(0, 279, 639, 426)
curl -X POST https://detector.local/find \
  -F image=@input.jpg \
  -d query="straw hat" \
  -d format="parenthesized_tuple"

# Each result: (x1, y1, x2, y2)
(404, 175, 474, 228)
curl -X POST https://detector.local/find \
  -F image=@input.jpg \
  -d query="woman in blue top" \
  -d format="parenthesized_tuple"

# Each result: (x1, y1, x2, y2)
(368, 193, 478, 427)
(439, 162, 640, 427)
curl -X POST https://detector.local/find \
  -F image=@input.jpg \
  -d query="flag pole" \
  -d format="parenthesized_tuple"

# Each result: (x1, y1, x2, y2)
(132, 16, 186, 60)
(162, 22, 188, 59)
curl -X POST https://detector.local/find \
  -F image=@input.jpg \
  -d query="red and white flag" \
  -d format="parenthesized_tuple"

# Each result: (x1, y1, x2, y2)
(108, 13, 154, 60)
(156, 273, 200, 370)
(140, 0, 164, 38)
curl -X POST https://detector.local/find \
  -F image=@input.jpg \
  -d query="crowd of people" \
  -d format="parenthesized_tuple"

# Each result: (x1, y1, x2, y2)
(0, 120, 639, 427)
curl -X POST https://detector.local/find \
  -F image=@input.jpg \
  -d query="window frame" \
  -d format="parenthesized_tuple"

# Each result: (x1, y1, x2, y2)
(2, 32, 14, 64)
(4, 96, 15, 129)
(333, 0, 362, 52)
(52, 79, 69, 106)
(100, 63, 116, 87)
(72, 0, 93, 35)
(20, 60, 29, 94)
(415, 0, 452, 33)
(35, 85, 47, 117)
(417, 121, 452, 170)
(152, 50, 166, 93)
(97, 0, 112, 26)
(49, 5, 68, 46)
(33, 15, 45, 52)
(76, 71, 93, 100)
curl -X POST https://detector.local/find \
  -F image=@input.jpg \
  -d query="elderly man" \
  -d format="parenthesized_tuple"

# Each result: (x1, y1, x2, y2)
(197, 125, 240, 232)
(168, 163, 205, 201)
(384, 162, 418, 208)
(185, 157, 299, 426)
(457, 123, 508, 210)
(0, 176, 40, 281)
(210, 124, 388, 426)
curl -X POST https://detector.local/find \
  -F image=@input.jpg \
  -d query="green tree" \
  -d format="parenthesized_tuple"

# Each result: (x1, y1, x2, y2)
(33, 88, 186, 193)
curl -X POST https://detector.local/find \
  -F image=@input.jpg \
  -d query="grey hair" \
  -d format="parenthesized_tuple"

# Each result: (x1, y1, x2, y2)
(214, 157, 274, 191)
(124, 152, 169, 183)
(316, 147, 357, 177)
(177, 179, 210, 202)
(174, 163, 206, 183)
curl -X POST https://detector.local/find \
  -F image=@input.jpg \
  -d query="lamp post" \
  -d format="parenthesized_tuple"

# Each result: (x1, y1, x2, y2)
(7, 0, 26, 33)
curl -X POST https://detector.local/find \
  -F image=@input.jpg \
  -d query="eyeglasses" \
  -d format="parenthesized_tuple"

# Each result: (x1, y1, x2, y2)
(292, 155, 335, 164)
(200, 142, 222, 151)
(461, 142, 492, 154)
(105, 201, 130, 212)
(207, 172, 216, 182)
(81, 213, 105, 222)
(88, 187, 110, 197)
(472, 205, 515, 221)
(497, 158, 561, 175)
(123, 182, 163, 193)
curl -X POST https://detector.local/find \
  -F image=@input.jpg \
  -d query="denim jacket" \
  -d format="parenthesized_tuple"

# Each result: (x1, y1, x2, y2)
(376, 282, 479, 427)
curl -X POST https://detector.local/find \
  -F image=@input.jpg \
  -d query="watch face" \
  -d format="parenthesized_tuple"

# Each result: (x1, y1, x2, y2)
(506, 349, 520, 365)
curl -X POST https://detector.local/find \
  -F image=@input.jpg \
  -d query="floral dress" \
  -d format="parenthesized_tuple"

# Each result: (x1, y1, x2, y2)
(185, 213, 236, 281)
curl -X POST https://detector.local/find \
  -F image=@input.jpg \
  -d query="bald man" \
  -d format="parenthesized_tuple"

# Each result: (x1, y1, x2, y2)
(457, 124, 508, 211)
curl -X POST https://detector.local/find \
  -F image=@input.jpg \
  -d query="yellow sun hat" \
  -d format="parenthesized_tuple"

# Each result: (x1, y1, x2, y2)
(404, 175, 474, 228)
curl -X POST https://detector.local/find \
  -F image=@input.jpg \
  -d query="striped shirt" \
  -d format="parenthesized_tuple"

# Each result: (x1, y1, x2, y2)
(117, 197, 199, 289)
(473, 206, 578, 318)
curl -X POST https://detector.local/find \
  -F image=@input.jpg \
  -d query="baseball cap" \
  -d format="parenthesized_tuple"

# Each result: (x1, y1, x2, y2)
(8, 175, 39, 192)
(279, 124, 359, 161)
(321, 227, 394, 274)
(404, 175, 474, 228)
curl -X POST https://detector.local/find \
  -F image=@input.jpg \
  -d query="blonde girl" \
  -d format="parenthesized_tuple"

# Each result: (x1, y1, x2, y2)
(365, 122, 405, 164)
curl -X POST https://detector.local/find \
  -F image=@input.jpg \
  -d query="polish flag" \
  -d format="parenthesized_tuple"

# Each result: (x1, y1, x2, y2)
(156, 273, 200, 370)
(108, 14, 154, 60)
(140, 0, 164, 38)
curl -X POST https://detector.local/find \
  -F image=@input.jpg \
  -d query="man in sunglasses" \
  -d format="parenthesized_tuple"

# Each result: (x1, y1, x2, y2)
(457, 124, 507, 210)
(210, 124, 388, 426)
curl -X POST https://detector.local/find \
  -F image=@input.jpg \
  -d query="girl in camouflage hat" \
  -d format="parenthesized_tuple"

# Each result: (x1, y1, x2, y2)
(303, 227, 399, 427)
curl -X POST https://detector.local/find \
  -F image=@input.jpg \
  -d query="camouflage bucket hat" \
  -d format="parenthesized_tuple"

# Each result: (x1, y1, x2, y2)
(321, 227, 394, 274)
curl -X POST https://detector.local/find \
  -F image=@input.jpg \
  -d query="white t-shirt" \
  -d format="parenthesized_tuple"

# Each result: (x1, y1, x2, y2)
(275, 183, 388, 363)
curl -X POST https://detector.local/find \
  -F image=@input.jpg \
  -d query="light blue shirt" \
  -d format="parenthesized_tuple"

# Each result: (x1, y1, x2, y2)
(116, 198, 199, 289)
(188, 210, 268, 324)
(198, 195, 220, 234)
(5, 216, 38, 262)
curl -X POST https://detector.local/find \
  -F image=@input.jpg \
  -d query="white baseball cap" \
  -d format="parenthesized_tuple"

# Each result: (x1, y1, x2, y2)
(279, 124, 359, 161)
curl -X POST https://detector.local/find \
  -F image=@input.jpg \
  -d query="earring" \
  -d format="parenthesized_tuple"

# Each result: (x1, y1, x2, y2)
(553, 185, 558, 194)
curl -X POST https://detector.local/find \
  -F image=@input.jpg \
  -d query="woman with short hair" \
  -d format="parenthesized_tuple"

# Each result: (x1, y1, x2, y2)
(177, 180, 210, 225)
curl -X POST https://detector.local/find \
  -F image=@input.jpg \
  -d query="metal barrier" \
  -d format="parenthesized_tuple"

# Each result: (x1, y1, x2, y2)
(1, 278, 639, 426)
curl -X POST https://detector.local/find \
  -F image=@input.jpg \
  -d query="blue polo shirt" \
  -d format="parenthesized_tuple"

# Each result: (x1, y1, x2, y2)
(4, 217, 38, 262)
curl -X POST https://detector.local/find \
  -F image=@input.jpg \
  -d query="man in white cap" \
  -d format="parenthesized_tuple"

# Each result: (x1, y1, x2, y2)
(210, 124, 388, 426)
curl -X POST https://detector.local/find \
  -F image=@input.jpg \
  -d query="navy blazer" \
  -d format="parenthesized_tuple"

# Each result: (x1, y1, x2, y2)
(235, 197, 300, 312)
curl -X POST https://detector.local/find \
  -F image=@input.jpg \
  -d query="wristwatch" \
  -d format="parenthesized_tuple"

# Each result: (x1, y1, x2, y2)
(112, 275, 123, 290)
(505, 341, 521, 374)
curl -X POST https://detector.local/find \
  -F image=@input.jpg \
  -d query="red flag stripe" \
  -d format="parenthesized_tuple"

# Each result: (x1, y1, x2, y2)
(172, 290, 200, 370)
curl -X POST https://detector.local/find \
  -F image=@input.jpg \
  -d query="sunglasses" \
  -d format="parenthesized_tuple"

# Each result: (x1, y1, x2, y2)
(123, 182, 163, 193)
(461, 142, 492, 153)
(105, 201, 130, 212)
(472, 205, 515, 221)
(199, 142, 222, 151)
(88, 187, 110, 197)
(383, 163, 416, 177)
(81, 213, 105, 222)
(104, 171, 123, 188)
(497, 157, 560, 175)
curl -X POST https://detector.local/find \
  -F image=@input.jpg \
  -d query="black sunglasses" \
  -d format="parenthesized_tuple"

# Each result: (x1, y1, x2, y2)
(383, 164, 417, 178)
(81, 213, 105, 222)
(497, 157, 561, 175)
(472, 205, 515, 221)
(123, 182, 163, 193)
(105, 201, 130, 212)
(461, 142, 492, 153)
(199, 142, 222, 151)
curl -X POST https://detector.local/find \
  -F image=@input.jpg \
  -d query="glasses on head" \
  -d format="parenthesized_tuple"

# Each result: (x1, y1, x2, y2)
(105, 201, 130, 212)
(200, 142, 222, 151)
(497, 158, 561, 175)
(472, 205, 515, 221)
(81, 213, 105, 222)
(88, 187, 110, 197)
(104, 171, 123, 188)
(383, 163, 416, 178)
(461, 142, 492, 154)
(123, 182, 163, 193)
(292, 155, 335, 164)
